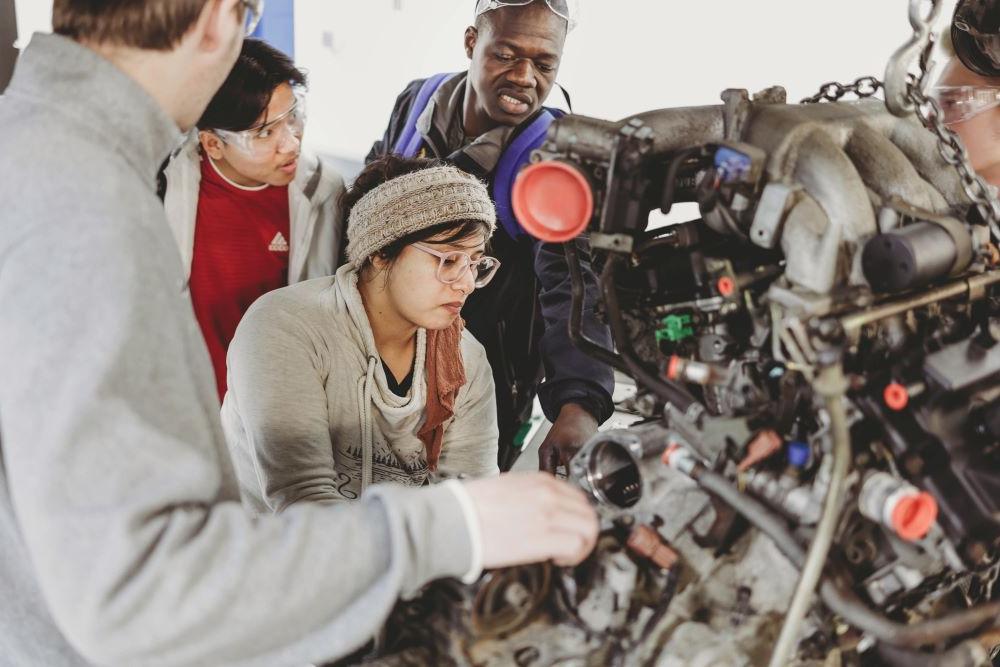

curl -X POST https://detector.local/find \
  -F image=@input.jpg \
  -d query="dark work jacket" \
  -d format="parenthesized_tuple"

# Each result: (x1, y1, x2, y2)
(363, 75, 615, 464)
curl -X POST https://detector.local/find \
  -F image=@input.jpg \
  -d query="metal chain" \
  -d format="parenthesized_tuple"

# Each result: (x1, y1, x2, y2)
(800, 76, 883, 104)
(801, 2, 999, 241)
(897, 0, 1000, 241)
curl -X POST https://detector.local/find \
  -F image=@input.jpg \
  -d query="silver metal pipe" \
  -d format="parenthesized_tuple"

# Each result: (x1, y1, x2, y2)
(768, 364, 851, 667)
(542, 106, 726, 161)
(840, 270, 1000, 333)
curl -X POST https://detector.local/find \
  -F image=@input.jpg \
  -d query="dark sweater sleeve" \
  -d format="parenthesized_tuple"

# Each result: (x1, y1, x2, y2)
(533, 238, 616, 424)
(365, 78, 427, 165)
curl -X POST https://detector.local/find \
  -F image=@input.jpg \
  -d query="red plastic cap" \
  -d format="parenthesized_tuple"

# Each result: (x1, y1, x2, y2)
(717, 276, 736, 297)
(666, 355, 682, 381)
(661, 442, 682, 466)
(737, 429, 783, 472)
(884, 382, 909, 411)
(890, 491, 938, 541)
(512, 161, 594, 242)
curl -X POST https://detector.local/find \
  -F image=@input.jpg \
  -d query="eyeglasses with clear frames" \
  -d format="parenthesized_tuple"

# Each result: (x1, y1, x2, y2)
(241, 0, 265, 36)
(212, 89, 306, 158)
(930, 85, 1000, 125)
(473, 0, 578, 30)
(412, 243, 502, 289)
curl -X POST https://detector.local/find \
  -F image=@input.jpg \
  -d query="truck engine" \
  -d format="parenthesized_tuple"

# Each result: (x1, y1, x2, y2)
(360, 2, 1000, 665)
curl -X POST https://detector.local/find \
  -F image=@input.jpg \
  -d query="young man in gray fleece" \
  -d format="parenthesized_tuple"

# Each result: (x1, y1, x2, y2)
(0, 1, 598, 665)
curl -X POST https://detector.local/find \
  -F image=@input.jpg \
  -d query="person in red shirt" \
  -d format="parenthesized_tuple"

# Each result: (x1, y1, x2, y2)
(163, 38, 346, 400)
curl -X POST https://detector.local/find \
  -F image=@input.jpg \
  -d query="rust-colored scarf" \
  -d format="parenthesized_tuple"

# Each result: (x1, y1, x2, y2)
(418, 319, 467, 470)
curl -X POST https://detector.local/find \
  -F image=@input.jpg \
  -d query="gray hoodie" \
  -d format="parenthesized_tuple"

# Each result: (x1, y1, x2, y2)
(0, 33, 479, 667)
(222, 266, 500, 514)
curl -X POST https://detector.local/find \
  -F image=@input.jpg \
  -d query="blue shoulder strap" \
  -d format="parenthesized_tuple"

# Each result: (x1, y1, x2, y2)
(392, 73, 457, 158)
(493, 108, 565, 240)
(393, 77, 563, 240)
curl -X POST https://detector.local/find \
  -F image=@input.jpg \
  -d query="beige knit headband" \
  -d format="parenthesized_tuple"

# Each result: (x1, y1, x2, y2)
(346, 165, 498, 268)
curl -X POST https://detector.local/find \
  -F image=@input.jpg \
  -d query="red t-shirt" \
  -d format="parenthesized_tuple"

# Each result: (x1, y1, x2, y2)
(189, 156, 290, 399)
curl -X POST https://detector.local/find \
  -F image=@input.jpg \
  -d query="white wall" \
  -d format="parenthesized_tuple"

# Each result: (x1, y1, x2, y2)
(295, 1, 924, 161)
(13, 0, 51, 48)
(15, 1, 938, 163)
(294, 0, 472, 160)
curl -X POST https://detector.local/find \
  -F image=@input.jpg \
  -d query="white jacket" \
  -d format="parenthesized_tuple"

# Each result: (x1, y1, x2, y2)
(162, 135, 346, 284)
(221, 266, 500, 514)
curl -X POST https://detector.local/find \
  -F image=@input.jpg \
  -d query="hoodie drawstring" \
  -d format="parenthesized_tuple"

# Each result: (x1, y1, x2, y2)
(357, 356, 377, 491)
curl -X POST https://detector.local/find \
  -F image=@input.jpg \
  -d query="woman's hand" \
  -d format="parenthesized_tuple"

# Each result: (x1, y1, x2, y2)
(462, 472, 599, 568)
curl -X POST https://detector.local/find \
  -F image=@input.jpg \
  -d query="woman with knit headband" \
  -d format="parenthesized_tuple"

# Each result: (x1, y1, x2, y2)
(217, 157, 597, 647)
(221, 156, 507, 509)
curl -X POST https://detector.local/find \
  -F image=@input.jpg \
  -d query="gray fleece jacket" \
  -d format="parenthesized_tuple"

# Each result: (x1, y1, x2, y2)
(0, 33, 479, 667)
(222, 266, 500, 515)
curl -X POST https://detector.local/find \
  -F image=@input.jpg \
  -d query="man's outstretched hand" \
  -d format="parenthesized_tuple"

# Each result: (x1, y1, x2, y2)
(538, 403, 599, 475)
(464, 472, 599, 568)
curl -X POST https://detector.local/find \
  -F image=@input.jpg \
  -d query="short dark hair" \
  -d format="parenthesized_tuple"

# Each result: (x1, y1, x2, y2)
(197, 39, 307, 131)
(473, 12, 493, 32)
(53, 0, 210, 50)
(345, 155, 493, 272)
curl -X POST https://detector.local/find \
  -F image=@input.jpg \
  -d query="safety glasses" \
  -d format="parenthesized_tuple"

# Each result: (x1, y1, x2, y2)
(213, 89, 306, 158)
(929, 85, 1000, 125)
(242, 0, 265, 37)
(412, 243, 502, 289)
(474, 0, 578, 30)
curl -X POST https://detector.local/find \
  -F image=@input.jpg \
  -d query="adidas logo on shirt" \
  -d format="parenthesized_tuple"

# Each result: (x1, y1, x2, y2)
(268, 232, 289, 253)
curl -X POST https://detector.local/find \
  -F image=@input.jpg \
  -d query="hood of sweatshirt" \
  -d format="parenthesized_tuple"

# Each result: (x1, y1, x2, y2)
(333, 265, 430, 488)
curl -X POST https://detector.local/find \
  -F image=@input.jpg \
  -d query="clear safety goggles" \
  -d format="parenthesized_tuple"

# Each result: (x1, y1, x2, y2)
(412, 243, 502, 288)
(213, 90, 306, 158)
(241, 0, 265, 36)
(929, 85, 1000, 124)
(474, 0, 579, 31)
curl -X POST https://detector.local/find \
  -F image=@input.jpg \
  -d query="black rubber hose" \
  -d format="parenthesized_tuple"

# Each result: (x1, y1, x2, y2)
(562, 241, 629, 374)
(690, 466, 1000, 648)
(600, 255, 697, 411)
(660, 147, 704, 216)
